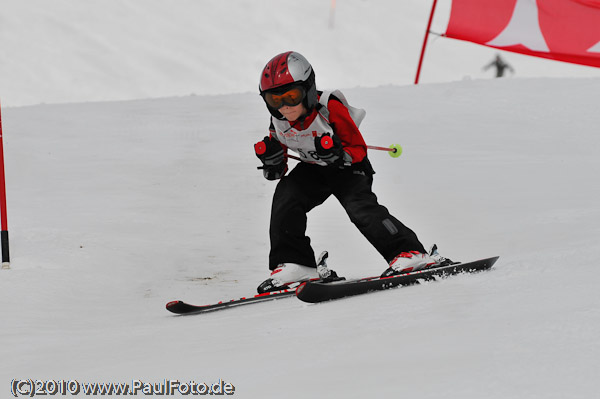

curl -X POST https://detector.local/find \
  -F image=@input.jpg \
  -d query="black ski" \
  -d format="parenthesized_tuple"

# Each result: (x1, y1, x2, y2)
(295, 256, 499, 303)
(166, 288, 296, 315)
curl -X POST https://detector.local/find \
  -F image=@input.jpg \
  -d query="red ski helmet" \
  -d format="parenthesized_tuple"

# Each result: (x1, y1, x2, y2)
(259, 51, 317, 119)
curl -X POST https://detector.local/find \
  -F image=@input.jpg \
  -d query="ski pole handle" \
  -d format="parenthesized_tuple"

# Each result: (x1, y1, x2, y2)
(319, 135, 335, 150)
(254, 141, 267, 156)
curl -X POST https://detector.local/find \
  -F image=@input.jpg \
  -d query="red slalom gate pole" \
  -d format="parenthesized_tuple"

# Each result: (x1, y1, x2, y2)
(414, 0, 439, 84)
(0, 101, 10, 269)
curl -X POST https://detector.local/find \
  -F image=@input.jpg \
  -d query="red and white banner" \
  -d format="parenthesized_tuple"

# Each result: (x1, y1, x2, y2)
(445, 0, 600, 68)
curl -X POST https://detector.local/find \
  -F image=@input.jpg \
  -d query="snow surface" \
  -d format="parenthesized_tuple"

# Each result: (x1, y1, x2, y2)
(1, 2, 600, 399)
(3, 78, 600, 398)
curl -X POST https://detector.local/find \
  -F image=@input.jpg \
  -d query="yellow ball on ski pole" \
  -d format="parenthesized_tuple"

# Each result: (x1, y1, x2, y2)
(388, 144, 402, 158)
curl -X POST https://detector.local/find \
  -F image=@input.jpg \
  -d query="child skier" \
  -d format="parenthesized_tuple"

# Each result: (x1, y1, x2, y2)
(254, 51, 440, 293)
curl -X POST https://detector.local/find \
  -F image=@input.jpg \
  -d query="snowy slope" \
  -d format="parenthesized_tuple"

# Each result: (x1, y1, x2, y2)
(1, 77, 599, 398)
(2, 0, 600, 107)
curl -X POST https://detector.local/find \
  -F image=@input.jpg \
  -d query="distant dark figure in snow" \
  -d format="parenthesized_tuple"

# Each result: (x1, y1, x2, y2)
(253, 51, 449, 294)
(483, 54, 515, 78)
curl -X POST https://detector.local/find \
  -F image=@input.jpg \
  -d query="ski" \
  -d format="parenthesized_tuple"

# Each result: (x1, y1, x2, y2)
(166, 288, 296, 315)
(167, 251, 343, 315)
(295, 256, 499, 303)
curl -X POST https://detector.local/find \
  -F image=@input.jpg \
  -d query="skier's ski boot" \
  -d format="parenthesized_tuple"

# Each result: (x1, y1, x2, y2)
(381, 251, 437, 277)
(381, 244, 455, 277)
(257, 251, 343, 294)
(257, 263, 319, 294)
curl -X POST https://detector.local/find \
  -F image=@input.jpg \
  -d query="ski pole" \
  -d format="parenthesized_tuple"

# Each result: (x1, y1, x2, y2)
(318, 135, 402, 158)
(285, 143, 402, 163)
(320, 135, 403, 158)
(367, 144, 402, 158)
(256, 140, 402, 168)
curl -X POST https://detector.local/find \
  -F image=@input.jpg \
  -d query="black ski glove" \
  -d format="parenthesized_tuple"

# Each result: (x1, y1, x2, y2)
(255, 136, 287, 180)
(315, 133, 344, 166)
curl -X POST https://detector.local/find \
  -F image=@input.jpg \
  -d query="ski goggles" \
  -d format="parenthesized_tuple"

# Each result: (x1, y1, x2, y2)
(263, 86, 306, 109)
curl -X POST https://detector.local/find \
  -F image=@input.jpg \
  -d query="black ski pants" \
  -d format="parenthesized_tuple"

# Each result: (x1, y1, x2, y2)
(269, 160, 426, 269)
